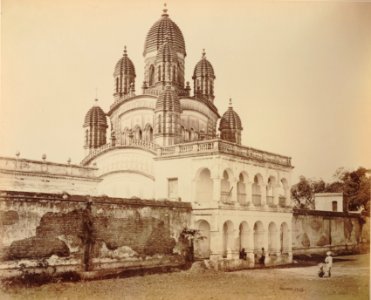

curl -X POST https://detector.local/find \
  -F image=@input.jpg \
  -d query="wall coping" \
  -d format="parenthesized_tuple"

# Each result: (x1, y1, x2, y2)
(293, 208, 361, 218)
(314, 193, 343, 197)
(0, 190, 192, 210)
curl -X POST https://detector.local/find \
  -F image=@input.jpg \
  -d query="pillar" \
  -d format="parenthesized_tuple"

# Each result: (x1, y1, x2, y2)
(212, 176, 221, 204)
(246, 181, 252, 205)
(209, 230, 223, 260)
(231, 178, 238, 203)
(287, 227, 293, 262)
(274, 228, 281, 256)
(262, 227, 269, 263)
(261, 184, 267, 207)
(246, 229, 255, 265)
(273, 183, 279, 206)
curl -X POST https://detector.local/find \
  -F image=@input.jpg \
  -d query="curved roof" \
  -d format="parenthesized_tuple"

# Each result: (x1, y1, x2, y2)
(143, 9, 186, 57)
(219, 103, 242, 130)
(155, 86, 181, 112)
(193, 50, 215, 79)
(114, 47, 136, 77)
(84, 103, 108, 128)
(156, 41, 178, 63)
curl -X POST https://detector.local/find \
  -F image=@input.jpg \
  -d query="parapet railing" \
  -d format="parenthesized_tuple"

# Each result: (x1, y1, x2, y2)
(81, 139, 292, 167)
(157, 139, 292, 167)
(0, 156, 96, 178)
(81, 140, 157, 165)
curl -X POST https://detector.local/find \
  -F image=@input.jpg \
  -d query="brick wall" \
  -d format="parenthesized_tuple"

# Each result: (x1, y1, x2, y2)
(292, 209, 365, 256)
(0, 191, 191, 277)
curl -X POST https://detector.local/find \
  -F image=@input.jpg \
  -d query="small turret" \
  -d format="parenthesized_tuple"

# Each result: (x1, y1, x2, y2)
(154, 85, 181, 146)
(192, 49, 215, 102)
(83, 99, 108, 153)
(219, 99, 243, 145)
(113, 46, 136, 99)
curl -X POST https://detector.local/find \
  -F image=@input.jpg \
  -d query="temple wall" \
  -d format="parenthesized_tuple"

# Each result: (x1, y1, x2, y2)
(292, 210, 366, 256)
(0, 191, 191, 278)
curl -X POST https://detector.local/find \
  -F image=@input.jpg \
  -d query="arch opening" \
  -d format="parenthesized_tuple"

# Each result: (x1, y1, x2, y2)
(280, 222, 289, 254)
(195, 168, 213, 203)
(221, 170, 232, 204)
(268, 222, 278, 255)
(252, 175, 262, 206)
(194, 220, 211, 259)
(223, 220, 234, 258)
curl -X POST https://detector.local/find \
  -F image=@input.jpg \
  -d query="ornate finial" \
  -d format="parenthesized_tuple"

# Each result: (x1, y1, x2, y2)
(229, 98, 232, 107)
(123, 45, 127, 56)
(162, 3, 168, 16)
(42, 154, 47, 161)
(94, 98, 98, 103)
(15, 151, 20, 158)
(202, 49, 206, 58)
(67, 158, 71, 164)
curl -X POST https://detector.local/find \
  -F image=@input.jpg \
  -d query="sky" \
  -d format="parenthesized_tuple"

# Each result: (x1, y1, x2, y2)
(1, 0, 371, 183)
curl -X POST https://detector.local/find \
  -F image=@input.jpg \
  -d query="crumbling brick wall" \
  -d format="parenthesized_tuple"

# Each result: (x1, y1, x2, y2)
(292, 209, 364, 255)
(0, 191, 191, 274)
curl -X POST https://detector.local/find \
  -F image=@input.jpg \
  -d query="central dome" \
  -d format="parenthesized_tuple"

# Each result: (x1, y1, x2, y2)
(143, 8, 186, 57)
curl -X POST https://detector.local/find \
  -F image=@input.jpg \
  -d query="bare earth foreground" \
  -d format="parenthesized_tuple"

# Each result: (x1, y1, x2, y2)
(1, 254, 369, 300)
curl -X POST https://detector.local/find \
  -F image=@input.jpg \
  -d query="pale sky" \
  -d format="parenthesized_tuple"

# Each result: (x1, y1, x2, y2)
(1, 0, 371, 182)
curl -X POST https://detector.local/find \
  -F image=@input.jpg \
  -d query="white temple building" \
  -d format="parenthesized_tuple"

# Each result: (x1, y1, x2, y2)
(79, 6, 294, 265)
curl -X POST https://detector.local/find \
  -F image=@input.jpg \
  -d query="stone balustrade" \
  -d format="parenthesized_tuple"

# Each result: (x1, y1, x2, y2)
(81, 139, 292, 168)
(81, 140, 157, 165)
(157, 139, 292, 167)
(0, 156, 96, 178)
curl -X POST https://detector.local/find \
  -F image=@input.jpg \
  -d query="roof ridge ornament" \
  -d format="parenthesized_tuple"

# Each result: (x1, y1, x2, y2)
(229, 98, 233, 108)
(123, 45, 127, 56)
(202, 49, 206, 58)
(162, 3, 169, 17)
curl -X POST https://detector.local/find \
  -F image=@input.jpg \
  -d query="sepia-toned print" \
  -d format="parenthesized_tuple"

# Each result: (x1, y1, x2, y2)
(0, 1, 370, 299)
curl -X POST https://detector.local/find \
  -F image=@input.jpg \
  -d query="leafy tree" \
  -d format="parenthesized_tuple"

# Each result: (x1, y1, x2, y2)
(291, 167, 370, 213)
(291, 176, 315, 209)
(335, 167, 370, 213)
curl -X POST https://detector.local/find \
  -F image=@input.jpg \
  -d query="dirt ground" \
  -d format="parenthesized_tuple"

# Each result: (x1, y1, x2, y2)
(1, 254, 369, 300)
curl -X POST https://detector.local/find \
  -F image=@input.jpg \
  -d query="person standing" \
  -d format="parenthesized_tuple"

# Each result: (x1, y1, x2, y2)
(325, 251, 333, 277)
(259, 247, 266, 265)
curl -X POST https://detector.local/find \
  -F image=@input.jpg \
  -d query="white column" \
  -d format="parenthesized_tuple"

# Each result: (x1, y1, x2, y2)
(212, 176, 221, 204)
(262, 228, 269, 263)
(246, 181, 252, 205)
(285, 188, 291, 207)
(287, 228, 293, 262)
(273, 184, 279, 206)
(209, 230, 223, 260)
(228, 228, 238, 259)
(231, 178, 238, 203)
(246, 229, 255, 265)
(261, 184, 267, 207)
(275, 228, 281, 256)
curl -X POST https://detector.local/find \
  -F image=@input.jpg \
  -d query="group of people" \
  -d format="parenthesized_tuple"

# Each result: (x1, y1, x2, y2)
(239, 247, 266, 265)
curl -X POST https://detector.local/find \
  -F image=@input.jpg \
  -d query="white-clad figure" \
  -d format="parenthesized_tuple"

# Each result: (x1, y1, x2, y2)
(324, 251, 333, 277)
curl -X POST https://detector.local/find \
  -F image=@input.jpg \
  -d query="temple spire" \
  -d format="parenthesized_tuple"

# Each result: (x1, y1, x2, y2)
(162, 3, 168, 16)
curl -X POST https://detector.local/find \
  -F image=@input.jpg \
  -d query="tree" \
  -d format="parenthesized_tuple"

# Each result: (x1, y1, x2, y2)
(291, 176, 315, 209)
(336, 167, 370, 213)
(291, 167, 370, 213)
